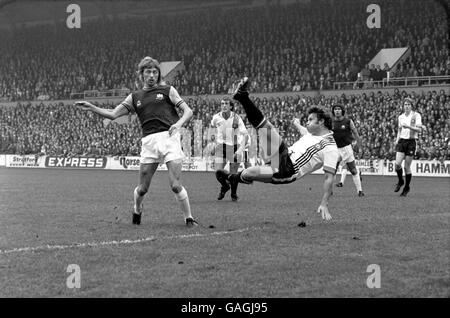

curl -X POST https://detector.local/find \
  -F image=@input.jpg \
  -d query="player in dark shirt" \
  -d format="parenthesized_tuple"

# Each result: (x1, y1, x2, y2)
(331, 104, 364, 197)
(76, 57, 197, 227)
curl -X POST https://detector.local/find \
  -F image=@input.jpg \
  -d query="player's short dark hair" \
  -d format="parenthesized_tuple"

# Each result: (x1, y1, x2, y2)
(331, 104, 345, 116)
(221, 96, 234, 110)
(308, 106, 333, 130)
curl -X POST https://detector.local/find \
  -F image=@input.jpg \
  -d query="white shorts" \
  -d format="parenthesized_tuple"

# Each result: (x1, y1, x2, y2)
(338, 144, 355, 166)
(140, 131, 185, 164)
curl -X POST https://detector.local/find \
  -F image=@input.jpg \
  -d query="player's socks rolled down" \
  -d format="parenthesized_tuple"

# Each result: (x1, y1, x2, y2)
(233, 92, 265, 128)
(174, 187, 192, 219)
(396, 167, 404, 184)
(352, 169, 362, 192)
(405, 173, 412, 188)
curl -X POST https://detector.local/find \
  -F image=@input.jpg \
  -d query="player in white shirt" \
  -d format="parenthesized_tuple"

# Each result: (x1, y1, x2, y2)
(394, 97, 424, 196)
(217, 77, 340, 221)
(211, 97, 249, 201)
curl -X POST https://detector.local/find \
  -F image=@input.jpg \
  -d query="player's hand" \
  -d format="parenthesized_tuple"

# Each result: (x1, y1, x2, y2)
(169, 123, 181, 136)
(292, 118, 300, 126)
(75, 101, 94, 110)
(317, 205, 332, 221)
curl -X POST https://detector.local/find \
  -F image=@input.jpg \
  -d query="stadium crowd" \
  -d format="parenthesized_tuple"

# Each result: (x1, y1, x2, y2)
(1, 89, 449, 161)
(0, 0, 448, 101)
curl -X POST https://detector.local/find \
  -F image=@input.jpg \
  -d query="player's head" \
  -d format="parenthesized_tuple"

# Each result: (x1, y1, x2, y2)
(403, 97, 414, 113)
(306, 106, 333, 133)
(331, 104, 345, 117)
(220, 97, 234, 113)
(137, 56, 161, 86)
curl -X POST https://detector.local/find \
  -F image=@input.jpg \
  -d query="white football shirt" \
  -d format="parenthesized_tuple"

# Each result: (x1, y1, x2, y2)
(288, 132, 340, 178)
(398, 111, 422, 139)
(210, 112, 248, 146)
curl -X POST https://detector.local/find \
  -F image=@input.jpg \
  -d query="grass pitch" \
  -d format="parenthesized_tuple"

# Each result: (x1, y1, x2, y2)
(0, 168, 448, 297)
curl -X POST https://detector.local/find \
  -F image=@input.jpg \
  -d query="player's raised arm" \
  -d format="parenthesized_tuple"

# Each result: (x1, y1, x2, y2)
(75, 100, 130, 120)
(168, 86, 193, 135)
(292, 118, 308, 137)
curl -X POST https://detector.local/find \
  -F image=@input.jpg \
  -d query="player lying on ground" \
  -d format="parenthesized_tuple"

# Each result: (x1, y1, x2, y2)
(216, 77, 340, 221)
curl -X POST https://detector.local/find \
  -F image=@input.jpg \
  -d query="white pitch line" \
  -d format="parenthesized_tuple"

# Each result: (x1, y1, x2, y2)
(0, 227, 259, 255)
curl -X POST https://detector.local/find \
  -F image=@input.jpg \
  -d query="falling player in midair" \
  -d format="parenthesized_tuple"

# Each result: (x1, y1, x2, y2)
(217, 77, 340, 221)
(394, 97, 424, 196)
(76, 56, 197, 226)
(331, 104, 364, 197)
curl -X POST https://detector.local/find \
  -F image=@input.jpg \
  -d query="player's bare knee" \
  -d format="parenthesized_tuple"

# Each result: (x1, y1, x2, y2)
(350, 168, 358, 175)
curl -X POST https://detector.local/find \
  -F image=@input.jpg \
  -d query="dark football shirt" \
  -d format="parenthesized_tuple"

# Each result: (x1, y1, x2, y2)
(332, 117, 353, 148)
(123, 85, 180, 137)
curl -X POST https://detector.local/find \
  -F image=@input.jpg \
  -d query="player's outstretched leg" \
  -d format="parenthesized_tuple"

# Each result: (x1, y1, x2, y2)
(232, 77, 266, 129)
(229, 76, 290, 190)
(226, 165, 278, 190)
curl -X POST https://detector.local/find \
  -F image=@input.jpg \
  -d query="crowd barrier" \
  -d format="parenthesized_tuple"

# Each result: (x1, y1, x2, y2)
(1, 155, 449, 177)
